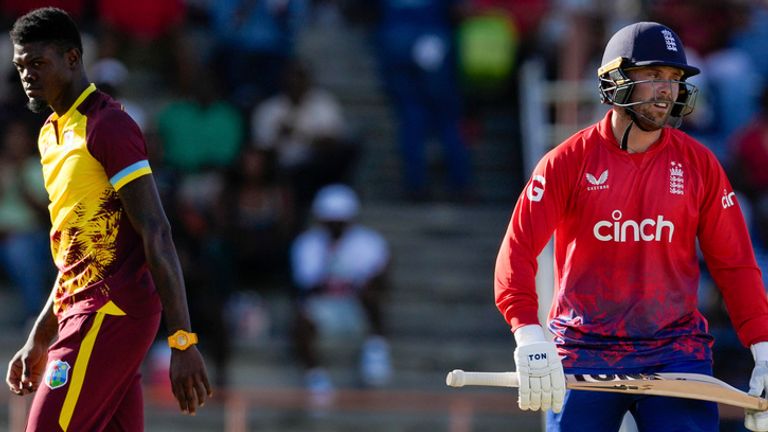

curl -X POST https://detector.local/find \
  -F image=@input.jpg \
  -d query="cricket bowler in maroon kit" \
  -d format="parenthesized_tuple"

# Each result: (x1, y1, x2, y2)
(5, 7, 211, 431)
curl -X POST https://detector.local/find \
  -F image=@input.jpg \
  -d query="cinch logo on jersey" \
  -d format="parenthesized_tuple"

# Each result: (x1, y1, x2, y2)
(722, 189, 736, 209)
(586, 170, 609, 191)
(593, 210, 675, 242)
(526, 175, 546, 202)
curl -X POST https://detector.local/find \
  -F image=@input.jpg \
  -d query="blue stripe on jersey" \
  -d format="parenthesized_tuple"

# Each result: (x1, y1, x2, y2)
(109, 160, 150, 187)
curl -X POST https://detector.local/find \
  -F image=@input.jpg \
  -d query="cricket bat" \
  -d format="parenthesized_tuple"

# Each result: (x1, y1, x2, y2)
(446, 369, 768, 411)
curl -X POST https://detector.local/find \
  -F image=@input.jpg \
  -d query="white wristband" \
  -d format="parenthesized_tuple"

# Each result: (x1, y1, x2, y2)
(751, 342, 768, 362)
(514, 324, 547, 346)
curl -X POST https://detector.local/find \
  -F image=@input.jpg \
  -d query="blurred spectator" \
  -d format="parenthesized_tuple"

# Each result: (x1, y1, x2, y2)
(0, 0, 88, 24)
(0, 119, 53, 325)
(97, 0, 186, 40)
(252, 60, 358, 223)
(311, 0, 345, 27)
(370, 0, 473, 201)
(206, 0, 309, 110)
(90, 57, 148, 131)
(156, 66, 244, 174)
(468, 0, 547, 37)
(731, 2, 768, 80)
(456, 9, 517, 94)
(453, 1, 520, 169)
(220, 147, 295, 288)
(95, 0, 188, 89)
(456, 0, 549, 94)
(726, 85, 768, 251)
(291, 184, 392, 401)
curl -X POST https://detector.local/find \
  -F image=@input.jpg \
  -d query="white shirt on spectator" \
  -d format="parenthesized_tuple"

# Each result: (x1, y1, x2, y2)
(252, 89, 345, 168)
(291, 224, 389, 292)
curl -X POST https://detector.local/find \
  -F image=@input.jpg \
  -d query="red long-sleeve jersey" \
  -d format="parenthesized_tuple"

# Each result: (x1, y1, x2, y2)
(496, 110, 768, 369)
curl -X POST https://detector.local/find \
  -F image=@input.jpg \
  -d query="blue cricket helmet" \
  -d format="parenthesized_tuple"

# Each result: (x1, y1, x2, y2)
(598, 22, 699, 128)
(599, 21, 700, 79)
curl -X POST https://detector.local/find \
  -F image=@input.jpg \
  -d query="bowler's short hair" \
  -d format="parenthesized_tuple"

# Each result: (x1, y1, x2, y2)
(9, 7, 82, 53)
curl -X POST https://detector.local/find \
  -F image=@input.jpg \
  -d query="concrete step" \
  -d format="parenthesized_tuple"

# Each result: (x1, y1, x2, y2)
(389, 271, 494, 302)
(142, 408, 539, 432)
(226, 334, 515, 390)
(360, 203, 512, 236)
(387, 298, 505, 335)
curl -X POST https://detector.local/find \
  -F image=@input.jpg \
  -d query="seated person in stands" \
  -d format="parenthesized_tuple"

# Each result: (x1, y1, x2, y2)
(251, 61, 359, 223)
(290, 184, 392, 399)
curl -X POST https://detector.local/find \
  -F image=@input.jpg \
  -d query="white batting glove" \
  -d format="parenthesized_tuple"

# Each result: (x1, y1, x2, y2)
(746, 342, 768, 432)
(513, 324, 566, 413)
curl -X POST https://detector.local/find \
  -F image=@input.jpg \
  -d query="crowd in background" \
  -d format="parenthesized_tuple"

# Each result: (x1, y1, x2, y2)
(0, 0, 767, 405)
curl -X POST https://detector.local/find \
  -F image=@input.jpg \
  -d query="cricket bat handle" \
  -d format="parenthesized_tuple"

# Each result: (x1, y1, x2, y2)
(446, 370, 519, 388)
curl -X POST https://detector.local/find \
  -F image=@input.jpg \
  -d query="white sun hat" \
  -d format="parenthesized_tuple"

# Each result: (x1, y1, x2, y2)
(311, 184, 360, 221)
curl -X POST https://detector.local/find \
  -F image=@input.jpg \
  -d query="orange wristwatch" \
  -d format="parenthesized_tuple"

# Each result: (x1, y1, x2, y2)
(167, 330, 198, 351)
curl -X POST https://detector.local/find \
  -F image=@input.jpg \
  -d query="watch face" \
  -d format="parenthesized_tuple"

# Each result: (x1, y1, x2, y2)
(176, 334, 188, 346)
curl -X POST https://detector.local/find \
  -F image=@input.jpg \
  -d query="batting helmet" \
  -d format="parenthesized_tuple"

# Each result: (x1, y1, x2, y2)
(598, 22, 699, 128)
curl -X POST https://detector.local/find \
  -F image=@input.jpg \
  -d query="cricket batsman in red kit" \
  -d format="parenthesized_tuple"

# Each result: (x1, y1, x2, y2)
(5, 7, 211, 431)
(495, 21, 768, 431)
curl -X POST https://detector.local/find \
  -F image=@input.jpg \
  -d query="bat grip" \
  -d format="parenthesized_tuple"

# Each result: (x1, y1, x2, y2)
(446, 370, 520, 388)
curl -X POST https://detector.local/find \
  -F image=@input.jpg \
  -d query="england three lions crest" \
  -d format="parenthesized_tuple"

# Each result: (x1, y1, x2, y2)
(670, 161, 684, 195)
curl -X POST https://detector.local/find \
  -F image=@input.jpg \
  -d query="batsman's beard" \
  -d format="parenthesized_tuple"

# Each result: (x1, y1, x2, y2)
(624, 98, 675, 132)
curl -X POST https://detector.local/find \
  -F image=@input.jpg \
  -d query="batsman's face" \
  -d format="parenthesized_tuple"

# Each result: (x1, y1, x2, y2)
(12, 42, 74, 113)
(627, 66, 683, 129)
